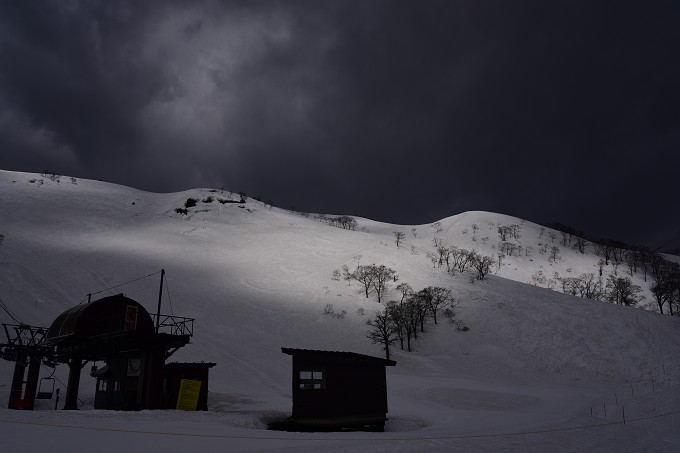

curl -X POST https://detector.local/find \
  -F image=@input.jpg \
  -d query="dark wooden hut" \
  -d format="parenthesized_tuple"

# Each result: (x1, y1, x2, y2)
(279, 348, 396, 431)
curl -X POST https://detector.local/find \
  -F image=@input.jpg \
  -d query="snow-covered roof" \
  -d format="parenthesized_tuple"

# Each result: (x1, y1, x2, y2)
(282, 348, 396, 366)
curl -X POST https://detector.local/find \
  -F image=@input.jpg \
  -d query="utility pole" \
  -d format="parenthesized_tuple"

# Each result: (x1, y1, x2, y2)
(155, 269, 165, 333)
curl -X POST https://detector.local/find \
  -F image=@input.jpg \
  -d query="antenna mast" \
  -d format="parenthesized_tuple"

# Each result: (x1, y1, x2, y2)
(155, 269, 165, 333)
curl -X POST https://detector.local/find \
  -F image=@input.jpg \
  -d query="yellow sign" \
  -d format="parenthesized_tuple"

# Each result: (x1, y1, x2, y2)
(176, 379, 202, 411)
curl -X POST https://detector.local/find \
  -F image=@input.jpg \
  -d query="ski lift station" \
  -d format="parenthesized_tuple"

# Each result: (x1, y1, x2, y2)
(0, 270, 215, 411)
(1, 270, 397, 433)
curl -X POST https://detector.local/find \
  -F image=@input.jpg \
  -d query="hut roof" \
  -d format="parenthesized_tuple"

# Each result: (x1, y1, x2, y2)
(281, 348, 396, 366)
(45, 294, 154, 344)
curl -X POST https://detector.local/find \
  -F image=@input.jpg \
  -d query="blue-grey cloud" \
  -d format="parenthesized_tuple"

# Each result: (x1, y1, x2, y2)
(1, 0, 679, 247)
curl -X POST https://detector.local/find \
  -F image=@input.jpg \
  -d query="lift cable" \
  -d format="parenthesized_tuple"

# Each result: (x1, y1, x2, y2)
(164, 276, 174, 316)
(0, 295, 21, 324)
(85, 270, 163, 301)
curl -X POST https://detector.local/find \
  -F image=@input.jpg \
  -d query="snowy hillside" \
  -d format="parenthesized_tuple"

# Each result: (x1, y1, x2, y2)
(0, 169, 679, 452)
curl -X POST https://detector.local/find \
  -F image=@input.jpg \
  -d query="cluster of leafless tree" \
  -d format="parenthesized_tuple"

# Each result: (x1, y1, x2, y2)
(556, 273, 644, 306)
(497, 224, 521, 241)
(592, 242, 680, 314)
(339, 263, 398, 302)
(426, 241, 495, 281)
(594, 244, 657, 279)
(649, 258, 680, 315)
(366, 284, 461, 360)
(317, 215, 358, 230)
(554, 253, 680, 314)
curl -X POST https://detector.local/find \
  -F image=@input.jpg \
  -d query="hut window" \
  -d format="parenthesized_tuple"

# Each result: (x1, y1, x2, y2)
(98, 380, 107, 392)
(299, 370, 325, 389)
(124, 305, 138, 331)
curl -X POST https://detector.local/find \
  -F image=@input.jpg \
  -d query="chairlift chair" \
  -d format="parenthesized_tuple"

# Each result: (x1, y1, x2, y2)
(36, 369, 56, 399)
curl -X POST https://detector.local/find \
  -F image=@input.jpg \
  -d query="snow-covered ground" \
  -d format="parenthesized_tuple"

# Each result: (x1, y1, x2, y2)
(0, 169, 679, 452)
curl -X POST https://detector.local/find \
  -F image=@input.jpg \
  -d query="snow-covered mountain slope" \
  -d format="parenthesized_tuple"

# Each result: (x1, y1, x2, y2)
(1, 169, 679, 452)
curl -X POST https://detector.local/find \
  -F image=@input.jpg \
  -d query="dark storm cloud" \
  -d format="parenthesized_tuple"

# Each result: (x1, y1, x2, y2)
(1, 1, 679, 247)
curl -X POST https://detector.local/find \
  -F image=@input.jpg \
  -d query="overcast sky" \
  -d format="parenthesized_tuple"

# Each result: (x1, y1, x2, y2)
(1, 1, 678, 248)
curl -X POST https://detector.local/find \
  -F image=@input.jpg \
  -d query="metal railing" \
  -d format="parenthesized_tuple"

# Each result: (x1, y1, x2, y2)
(150, 314, 194, 336)
(2, 323, 48, 347)
(1, 323, 53, 362)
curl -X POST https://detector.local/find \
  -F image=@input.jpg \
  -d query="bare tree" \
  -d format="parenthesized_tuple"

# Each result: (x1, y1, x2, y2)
(577, 273, 603, 300)
(549, 246, 560, 262)
(396, 282, 413, 302)
(637, 250, 652, 282)
(497, 225, 511, 241)
(366, 310, 398, 360)
(559, 277, 581, 296)
(386, 301, 407, 351)
(450, 247, 473, 274)
(407, 293, 430, 334)
(594, 243, 614, 265)
(499, 242, 517, 256)
(470, 251, 494, 280)
(393, 231, 406, 249)
(625, 252, 639, 276)
(606, 276, 643, 307)
(560, 231, 569, 247)
(370, 265, 398, 303)
(431, 221, 443, 234)
(436, 244, 450, 269)
(418, 287, 455, 325)
(341, 265, 352, 286)
(402, 297, 421, 346)
(351, 265, 376, 298)
(572, 237, 588, 254)
(649, 253, 666, 281)
(612, 248, 627, 267)
(650, 259, 680, 314)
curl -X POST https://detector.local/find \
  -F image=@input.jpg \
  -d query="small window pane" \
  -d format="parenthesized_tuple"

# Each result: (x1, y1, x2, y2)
(300, 371, 312, 379)
(314, 383, 321, 389)
(312, 371, 323, 380)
